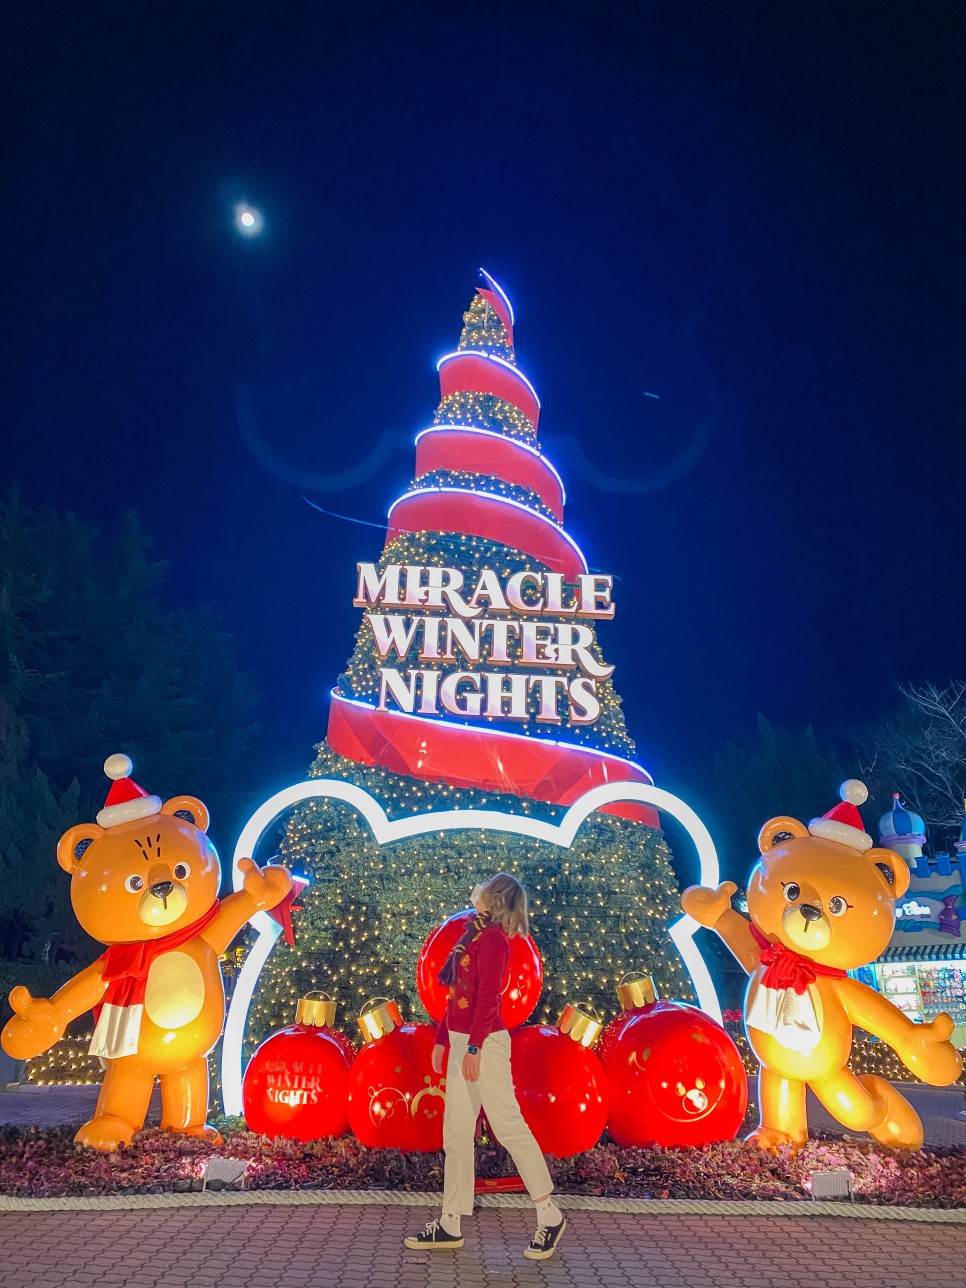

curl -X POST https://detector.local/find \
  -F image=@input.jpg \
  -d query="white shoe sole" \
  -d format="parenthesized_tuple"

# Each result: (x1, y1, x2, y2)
(404, 1237, 464, 1251)
(523, 1216, 566, 1260)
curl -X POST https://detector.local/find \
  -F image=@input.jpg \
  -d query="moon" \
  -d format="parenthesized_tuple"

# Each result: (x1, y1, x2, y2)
(234, 204, 263, 236)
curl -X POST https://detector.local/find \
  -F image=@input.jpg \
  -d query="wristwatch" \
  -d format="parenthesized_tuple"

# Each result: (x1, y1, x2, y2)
(467, 1044, 480, 1055)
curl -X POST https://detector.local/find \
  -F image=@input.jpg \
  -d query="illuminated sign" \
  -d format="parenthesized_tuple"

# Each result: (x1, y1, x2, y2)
(354, 562, 616, 727)
(896, 898, 935, 920)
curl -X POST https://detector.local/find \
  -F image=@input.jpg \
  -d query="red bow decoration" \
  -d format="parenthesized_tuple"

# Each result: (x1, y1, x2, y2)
(749, 923, 847, 995)
(267, 876, 309, 947)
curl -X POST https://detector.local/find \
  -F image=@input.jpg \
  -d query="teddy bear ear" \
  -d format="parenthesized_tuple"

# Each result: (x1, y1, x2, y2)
(57, 823, 105, 873)
(757, 816, 810, 855)
(160, 795, 210, 834)
(868, 846, 911, 899)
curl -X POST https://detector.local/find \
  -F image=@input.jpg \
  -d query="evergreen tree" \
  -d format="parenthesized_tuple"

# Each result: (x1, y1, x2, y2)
(0, 491, 258, 962)
(249, 282, 692, 1050)
(708, 715, 844, 885)
(0, 697, 81, 959)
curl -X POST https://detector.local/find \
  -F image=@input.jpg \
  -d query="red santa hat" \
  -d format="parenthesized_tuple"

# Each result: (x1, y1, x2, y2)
(96, 754, 162, 829)
(808, 779, 873, 852)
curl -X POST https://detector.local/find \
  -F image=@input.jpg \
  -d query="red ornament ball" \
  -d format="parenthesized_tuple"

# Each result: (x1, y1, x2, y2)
(601, 1000, 748, 1148)
(416, 909, 543, 1027)
(594, 1008, 636, 1068)
(320, 1026, 357, 1065)
(509, 1025, 609, 1158)
(347, 1023, 446, 1152)
(242, 1023, 352, 1142)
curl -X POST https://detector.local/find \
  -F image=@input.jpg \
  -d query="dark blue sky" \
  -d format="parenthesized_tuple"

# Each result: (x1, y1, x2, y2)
(3, 1, 964, 799)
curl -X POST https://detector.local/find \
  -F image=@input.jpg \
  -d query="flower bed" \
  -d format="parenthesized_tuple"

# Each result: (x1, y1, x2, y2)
(2, 1123, 964, 1208)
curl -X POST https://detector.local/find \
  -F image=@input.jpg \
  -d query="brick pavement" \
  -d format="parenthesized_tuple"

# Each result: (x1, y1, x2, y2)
(0, 1083, 152, 1128)
(0, 1200, 958, 1288)
(2, 1082, 963, 1288)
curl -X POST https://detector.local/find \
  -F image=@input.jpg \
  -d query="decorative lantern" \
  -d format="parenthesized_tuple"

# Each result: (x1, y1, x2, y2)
(600, 972, 748, 1148)
(416, 908, 543, 1027)
(347, 998, 446, 1152)
(509, 1002, 609, 1158)
(242, 991, 353, 1141)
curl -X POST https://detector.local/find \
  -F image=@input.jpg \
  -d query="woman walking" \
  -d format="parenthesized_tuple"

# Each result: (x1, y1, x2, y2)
(404, 872, 566, 1261)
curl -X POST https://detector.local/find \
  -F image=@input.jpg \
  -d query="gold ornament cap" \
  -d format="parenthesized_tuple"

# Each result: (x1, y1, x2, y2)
(296, 990, 337, 1028)
(557, 1001, 604, 1048)
(616, 971, 657, 1012)
(357, 997, 403, 1043)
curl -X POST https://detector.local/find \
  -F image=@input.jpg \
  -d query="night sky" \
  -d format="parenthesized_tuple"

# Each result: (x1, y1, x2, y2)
(3, 1, 964, 803)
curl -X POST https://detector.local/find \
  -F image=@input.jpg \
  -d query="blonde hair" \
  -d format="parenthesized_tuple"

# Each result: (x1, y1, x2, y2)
(480, 872, 529, 937)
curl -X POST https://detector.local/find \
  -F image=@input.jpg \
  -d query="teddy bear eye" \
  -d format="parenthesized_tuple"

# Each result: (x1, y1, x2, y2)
(783, 882, 800, 902)
(125, 874, 144, 893)
(174, 862, 191, 880)
(828, 895, 849, 916)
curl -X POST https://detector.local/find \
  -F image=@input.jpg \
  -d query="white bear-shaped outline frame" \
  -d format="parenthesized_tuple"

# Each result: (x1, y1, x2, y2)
(221, 778, 721, 1115)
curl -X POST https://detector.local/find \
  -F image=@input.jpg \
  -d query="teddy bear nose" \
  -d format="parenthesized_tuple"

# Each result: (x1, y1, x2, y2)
(149, 880, 175, 900)
(799, 903, 823, 922)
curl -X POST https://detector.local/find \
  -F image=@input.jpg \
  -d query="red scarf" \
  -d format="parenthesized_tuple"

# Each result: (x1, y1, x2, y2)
(749, 922, 847, 995)
(437, 912, 490, 988)
(96, 901, 221, 1012)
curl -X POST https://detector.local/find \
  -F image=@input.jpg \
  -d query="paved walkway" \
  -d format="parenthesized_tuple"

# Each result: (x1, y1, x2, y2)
(0, 1200, 959, 1288)
(1, 1082, 963, 1288)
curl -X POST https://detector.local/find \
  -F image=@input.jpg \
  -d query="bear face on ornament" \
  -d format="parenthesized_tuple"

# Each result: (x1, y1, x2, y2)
(0, 754, 293, 1152)
(600, 985, 748, 1149)
(681, 779, 963, 1154)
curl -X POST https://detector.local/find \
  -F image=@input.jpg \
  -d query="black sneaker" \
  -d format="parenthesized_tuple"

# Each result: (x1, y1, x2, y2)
(404, 1219, 464, 1251)
(524, 1216, 567, 1260)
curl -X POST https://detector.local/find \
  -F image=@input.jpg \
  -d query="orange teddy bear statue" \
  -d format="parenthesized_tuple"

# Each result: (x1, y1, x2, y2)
(682, 779, 962, 1152)
(1, 754, 293, 1151)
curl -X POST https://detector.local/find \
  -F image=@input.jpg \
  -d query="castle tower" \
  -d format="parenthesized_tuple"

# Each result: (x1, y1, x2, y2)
(877, 791, 928, 865)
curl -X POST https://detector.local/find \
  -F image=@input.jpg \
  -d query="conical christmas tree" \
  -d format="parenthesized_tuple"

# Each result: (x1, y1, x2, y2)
(247, 277, 691, 1054)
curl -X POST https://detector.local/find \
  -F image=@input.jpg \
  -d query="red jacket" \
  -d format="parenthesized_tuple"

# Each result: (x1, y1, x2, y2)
(435, 922, 510, 1049)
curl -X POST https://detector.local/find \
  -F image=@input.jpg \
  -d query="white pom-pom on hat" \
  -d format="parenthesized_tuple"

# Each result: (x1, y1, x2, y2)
(104, 753, 134, 781)
(839, 779, 869, 805)
(97, 753, 161, 827)
(808, 779, 873, 851)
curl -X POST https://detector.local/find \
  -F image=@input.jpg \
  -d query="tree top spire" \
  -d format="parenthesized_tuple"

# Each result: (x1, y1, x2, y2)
(458, 269, 516, 363)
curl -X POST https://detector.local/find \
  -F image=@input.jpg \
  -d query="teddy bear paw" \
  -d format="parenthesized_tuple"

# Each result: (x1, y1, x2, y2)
(745, 1126, 803, 1155)
(74, 1114, 138, 1152)
(858, 1075, 924, 1150)
(680, 881, 737, 928)
(168, 1123, 224, 1145)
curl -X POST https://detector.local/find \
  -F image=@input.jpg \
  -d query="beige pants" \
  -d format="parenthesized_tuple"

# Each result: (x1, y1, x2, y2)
(442, 1030, 554, 1217)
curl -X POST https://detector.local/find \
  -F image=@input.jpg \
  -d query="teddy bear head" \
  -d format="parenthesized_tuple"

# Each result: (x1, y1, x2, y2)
(745, 781, 910, 972)
(56, 756, 221, 946)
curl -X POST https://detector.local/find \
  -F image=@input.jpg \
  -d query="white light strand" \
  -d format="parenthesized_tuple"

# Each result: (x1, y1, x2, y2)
(436, 350, 541, 410)
(414, 425, 567, 506)
(386, 487, 588, 572)
(221, 779, 722, 1115)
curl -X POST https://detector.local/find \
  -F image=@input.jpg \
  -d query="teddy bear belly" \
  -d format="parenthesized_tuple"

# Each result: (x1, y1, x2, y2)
(144, 952, 207, 1029)
(745, 977, 853, 1078)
